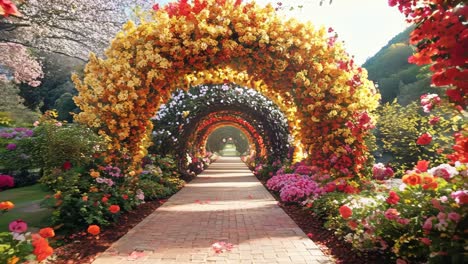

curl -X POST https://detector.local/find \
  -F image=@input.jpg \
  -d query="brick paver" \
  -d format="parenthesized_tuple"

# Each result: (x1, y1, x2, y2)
(93, 157, 333, 264)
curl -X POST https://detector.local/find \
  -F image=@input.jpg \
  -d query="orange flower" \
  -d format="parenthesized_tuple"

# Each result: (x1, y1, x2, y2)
(0, 201, 14, 210)
(87, 225, 100, 235)
(90, 169, 100, 178)
(53, 191, 62, 199)
(402, 173, 422, 186)
(39, 227, 55, 238)
(82, 195, 88, 202)
(422, 175, 438, 190)
(415, 160, 429, 172)
(7, 256, 19, 264)
(32, 234, 54, 262)
(109, 205, 120, 214)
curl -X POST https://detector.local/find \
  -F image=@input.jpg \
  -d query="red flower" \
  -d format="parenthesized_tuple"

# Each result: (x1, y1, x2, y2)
(339, 205, 352, 219)
(62, 161, 72, 171)
(348, 220, 358, 229)
(101, 197, 109, 203)
(109, 205, 120, 214)
(152, 3, 159, 11)
(0, 0, 22, 17)
(386, 191, 400, 205)
(416, 133, 432, 145)
(415, 160, 429, 172)
(122, 194, 129, 200)
(87, 225, 100, 235)
(428, 116, 440, 125)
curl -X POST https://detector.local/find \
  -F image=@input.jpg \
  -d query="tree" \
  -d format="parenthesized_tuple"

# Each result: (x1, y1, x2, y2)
(0, 0, 150, 60)
(0, 42, 43, 86)
(0, 81, 39, 125)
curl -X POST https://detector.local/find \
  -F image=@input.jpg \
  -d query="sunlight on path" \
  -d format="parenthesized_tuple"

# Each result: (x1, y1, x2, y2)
(93, 157, 332, 264)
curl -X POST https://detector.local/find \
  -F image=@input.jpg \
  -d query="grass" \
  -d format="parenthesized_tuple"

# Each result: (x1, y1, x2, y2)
(0, 184, 53, 232)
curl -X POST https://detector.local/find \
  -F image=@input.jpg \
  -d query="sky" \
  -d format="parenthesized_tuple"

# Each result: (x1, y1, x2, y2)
(256, 0, 410, 65)
(154, 0, 410, 65)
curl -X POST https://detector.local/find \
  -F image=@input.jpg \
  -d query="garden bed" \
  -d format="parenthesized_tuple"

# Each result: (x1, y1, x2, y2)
(51, 199, 166, 264)
(278, 203, 390, 264)
(258, 178, 391, 264)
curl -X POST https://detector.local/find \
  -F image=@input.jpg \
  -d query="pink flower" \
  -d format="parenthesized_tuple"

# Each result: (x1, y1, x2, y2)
(423, 217, 435, 230)
(448, 212, 461, 222)
(451, 190, 468, 205)
(33, 121, 40, 127)
(9, 219, 28, 233)
(420, 237, 431, 246)
(428, 164, 458, 180)
(439, 196, 448, 203)
(397, 218, 410, 225)
(396, 259, 407, 264)
(428, 116, 440, 125)
(384, 208, 399, 220)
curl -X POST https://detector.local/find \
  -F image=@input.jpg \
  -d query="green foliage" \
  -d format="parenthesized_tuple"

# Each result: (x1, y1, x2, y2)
(0, 82, 40, 127)
(27, 114, 105, 180)
(137, 179, 172, 200)
(0, 231, 35, 264)
(138, 155, 185, 200)
(376, 101, 461, 175)
(54, 92, 79, 122)
(0, 185, 52, 232)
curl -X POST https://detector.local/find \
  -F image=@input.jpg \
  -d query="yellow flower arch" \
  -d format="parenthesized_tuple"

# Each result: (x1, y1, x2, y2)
(73, 0, 379, 178)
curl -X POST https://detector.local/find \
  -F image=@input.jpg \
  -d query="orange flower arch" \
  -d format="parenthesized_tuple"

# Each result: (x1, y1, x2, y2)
(73, 0, 379, 178)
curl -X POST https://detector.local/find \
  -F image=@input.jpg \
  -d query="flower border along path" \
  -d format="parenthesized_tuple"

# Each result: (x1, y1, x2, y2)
(92, 157, 333, 264)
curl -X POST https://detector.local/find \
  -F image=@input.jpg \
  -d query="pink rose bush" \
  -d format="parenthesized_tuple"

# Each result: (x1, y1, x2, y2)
(372, 163, 395, 180)
(267, 173, 324, 202)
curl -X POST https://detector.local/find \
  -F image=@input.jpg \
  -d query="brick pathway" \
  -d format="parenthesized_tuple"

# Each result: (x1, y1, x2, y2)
(93, 157, 333, 264)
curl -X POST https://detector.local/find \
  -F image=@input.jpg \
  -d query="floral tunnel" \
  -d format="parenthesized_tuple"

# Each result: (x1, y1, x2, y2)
(203, 124, 254, 156)
(73, 0, 379, 179)
(150, 83, 290, 177)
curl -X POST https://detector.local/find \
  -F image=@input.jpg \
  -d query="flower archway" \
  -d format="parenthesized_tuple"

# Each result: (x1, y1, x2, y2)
(187, 112, 268, 157)
(73, 0, 379, 178)
(151, 84, 290, 165)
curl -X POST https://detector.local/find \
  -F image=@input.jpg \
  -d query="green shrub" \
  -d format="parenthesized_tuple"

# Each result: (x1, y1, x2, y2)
(138, 179, 172, 200)
(376, 101, 461, 175)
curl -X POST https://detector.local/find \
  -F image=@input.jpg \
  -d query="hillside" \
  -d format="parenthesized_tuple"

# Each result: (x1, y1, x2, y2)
(363, 26, 434, 105)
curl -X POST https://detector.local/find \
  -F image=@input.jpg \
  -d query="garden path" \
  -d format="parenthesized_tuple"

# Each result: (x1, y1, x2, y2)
(92, 157, 332, 264)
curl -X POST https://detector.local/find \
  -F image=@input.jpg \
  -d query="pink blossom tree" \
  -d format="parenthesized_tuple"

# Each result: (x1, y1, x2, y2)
(0, 42, 43, 87)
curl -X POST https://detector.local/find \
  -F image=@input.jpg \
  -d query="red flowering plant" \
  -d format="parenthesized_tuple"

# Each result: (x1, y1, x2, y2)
(312, 161, 467, 263)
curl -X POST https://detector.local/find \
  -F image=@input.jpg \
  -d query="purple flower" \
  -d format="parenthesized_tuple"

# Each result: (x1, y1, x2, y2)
(6, 143, 16, 150)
